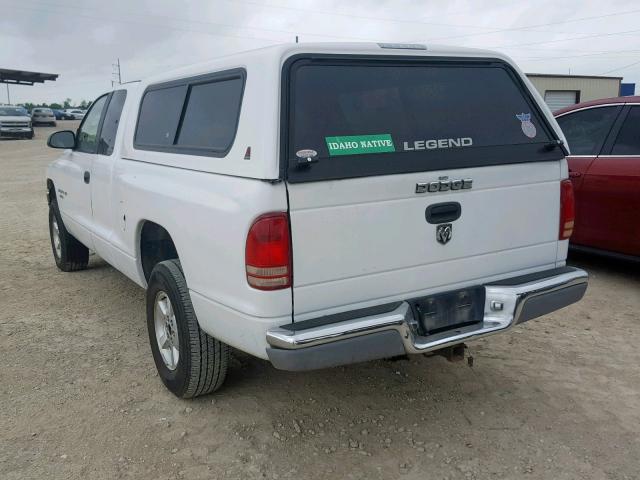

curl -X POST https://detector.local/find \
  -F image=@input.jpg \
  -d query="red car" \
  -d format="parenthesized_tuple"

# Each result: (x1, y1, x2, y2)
(555, 96, 640, 259)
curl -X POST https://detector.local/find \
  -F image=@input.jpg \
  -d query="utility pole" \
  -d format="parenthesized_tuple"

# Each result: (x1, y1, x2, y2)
(6, 84, 10, 105)
(112, 58, 122, 86)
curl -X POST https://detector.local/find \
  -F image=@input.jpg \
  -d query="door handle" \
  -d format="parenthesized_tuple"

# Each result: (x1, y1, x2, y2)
(425, 202, 461, 224)
(84, 171, 90, 184)
(569, 171, 582, 178)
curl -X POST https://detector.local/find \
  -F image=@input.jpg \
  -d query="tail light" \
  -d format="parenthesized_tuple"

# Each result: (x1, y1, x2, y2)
(559, 179, 575, 240)
(245, 213, 291, 290)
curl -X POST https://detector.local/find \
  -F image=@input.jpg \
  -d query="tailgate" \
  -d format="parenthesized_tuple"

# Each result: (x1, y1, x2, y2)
(288, 162, 561, 319)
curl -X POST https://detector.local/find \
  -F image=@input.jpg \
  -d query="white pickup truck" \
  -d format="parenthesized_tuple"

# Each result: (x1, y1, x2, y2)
(46, 42, 588, 398)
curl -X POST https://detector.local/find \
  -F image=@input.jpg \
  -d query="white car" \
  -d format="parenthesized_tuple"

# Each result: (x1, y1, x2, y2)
(0, 106, 34, 139)
(45, 42, 588, 398)
(64, 109, 85, 120)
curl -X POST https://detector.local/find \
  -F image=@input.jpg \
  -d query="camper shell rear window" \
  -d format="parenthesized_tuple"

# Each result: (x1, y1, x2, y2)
(283, 55, 564, 183)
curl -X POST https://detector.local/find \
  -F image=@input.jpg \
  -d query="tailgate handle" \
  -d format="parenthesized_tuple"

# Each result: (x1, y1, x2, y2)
(425, 202, 461, 224)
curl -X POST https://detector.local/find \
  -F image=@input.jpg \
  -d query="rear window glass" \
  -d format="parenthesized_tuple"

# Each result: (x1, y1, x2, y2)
(287, 60, 561, 182)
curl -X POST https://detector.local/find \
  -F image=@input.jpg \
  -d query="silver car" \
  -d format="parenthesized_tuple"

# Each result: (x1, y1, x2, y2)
(0, 106, 34, 139)
(31, 108, 56, 126)
(64, 109, 86, 120)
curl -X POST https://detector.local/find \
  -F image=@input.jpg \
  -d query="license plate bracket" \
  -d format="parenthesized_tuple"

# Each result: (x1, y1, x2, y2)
(411, 286, 485, 335)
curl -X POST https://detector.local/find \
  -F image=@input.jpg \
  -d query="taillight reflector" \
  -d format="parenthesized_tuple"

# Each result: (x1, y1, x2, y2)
(559, 179, 575, 240)
(245, 213, 291, 290)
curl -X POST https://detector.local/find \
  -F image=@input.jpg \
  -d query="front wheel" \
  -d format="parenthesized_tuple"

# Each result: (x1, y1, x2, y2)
(146, 259, 229, 398)
(48, 200, 89, 271)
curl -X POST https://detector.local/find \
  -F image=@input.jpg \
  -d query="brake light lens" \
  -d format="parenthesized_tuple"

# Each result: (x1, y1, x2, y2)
(245, 213, 291, 290)
(559, 179, 575, 240)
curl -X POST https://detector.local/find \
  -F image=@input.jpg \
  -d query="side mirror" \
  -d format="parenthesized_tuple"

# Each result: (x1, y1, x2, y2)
(47, 130, 76, 149)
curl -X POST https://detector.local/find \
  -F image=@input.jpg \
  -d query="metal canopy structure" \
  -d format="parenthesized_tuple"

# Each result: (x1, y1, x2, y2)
(0, 68, 58, 86)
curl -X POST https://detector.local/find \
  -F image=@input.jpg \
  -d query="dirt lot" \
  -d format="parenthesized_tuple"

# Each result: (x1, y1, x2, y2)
(1, 125, 639, 480)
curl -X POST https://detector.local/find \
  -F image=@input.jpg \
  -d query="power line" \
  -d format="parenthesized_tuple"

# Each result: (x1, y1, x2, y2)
(505, 46, 640, 54)
(3, 4, 285, 44)
(225, 0, 640, 38)
(20, 0, 375, 41)
(521, 49, 640, 61)
(7, 0, 640, 55)
(426, 7, 640, 42)
(489, 27, 640, 49)
(223, 0, 500, 30)
(3, 0, 371, 42)
(599, 59, 640, 75)
(19, 0, 604, 43)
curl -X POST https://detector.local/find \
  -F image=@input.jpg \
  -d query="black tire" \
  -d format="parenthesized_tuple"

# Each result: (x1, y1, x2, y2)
(146, 259, 229, 398)
(48, 199, 89, 271)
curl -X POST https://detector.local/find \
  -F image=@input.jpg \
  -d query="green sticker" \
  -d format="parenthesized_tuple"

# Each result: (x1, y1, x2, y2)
(325, 134, 395, 156)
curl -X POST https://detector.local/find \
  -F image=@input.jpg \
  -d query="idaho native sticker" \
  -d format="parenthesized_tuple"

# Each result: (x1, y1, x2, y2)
(325, 134, 395, 156)
(516, 113, 537, 139)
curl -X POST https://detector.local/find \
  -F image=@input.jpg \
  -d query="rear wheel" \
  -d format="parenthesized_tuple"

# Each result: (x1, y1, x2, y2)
(48, 199, 89, 271)
(146, 259, 229, 398)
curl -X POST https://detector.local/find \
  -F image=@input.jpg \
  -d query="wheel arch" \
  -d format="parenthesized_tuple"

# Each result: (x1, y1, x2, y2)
(46, 179, 55, 205)
(138, 220, 181, 283)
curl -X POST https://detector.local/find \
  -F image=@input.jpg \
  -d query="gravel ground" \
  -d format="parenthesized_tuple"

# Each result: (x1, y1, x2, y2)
(1, 125, 639, 480)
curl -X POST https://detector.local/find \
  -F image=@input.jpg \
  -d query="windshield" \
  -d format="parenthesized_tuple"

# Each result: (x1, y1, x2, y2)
(0, 107, 29, 116)
(286, 58, 563, 182)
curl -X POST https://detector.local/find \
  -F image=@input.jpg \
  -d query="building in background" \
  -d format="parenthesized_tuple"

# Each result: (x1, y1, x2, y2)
(526, 73, 624, 112)
(620, 83, 636, 96)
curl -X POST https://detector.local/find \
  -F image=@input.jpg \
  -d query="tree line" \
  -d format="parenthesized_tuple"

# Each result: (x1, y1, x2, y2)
(18, 98, 92, 111)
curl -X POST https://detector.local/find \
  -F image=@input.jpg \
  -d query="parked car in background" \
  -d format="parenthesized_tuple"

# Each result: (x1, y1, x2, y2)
(555, 96, 640, 259)
(31, 107, 56, 126)
(0, 106, 34, 139)
(64, 109, 86, 120)
(53, 109, 74, 120)
(45, 43, 588, 398)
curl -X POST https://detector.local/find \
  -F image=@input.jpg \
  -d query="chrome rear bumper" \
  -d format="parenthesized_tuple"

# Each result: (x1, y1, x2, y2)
(266, 267, 588, 370)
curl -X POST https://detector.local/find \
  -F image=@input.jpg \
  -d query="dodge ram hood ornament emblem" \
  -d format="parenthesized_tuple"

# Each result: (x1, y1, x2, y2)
(436, 223, 452, 245)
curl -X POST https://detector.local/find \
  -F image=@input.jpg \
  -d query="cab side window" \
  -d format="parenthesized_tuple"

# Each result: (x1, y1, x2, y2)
(611, 106, 640, 155)
(76, 95, 108, 153)
(98, 90, 127, 156)
(556, 106, 619, 155)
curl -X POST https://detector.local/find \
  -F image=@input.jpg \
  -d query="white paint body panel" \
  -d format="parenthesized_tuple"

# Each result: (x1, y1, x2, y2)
(45, 42, 569, 359)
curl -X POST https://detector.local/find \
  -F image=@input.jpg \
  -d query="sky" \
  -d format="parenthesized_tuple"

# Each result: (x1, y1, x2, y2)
(1, 0, 640, 105)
